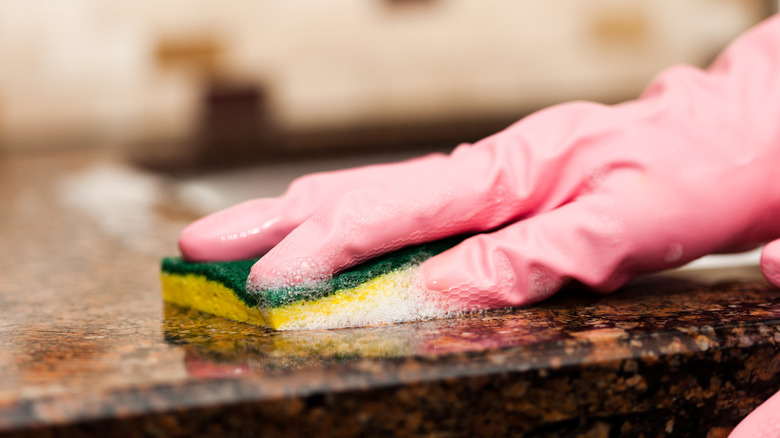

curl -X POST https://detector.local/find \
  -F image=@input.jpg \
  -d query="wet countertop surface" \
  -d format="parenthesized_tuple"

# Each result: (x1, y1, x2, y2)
(1, 151, 779, 437)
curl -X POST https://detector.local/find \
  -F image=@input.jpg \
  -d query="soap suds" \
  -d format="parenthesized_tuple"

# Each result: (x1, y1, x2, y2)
(256, 266, 457, 331)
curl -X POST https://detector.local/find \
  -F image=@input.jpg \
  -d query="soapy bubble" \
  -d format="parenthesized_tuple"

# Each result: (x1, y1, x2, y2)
(528, 265, 563, 302)
(247, 257, 334, 308)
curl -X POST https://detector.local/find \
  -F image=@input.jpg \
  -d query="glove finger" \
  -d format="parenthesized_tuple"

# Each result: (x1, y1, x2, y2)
(245, 182, 474, 290)
(760, 239, 780, 288)
(179, 197, 299, 261)
(178, 153, 447, 261)
(419, 193, 635, 311)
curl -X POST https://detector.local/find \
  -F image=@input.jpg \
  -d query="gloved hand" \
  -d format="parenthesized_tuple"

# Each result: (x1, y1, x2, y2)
(180, 14, 780, 306)
(179, 15, 780, 432)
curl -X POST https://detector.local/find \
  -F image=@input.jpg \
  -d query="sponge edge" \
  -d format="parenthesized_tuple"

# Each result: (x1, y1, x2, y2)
(160, 237, 463, 330)
(161, 272, 268, 326)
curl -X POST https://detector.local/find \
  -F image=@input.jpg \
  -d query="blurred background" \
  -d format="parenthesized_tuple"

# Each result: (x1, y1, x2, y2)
(1, 0, 776, 174)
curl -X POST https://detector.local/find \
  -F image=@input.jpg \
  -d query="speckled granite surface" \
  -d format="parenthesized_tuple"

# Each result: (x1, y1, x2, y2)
(0, 151, 778, 437)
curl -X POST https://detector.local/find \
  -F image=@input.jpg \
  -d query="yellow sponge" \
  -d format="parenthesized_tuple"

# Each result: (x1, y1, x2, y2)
(160, 238, 461, 330)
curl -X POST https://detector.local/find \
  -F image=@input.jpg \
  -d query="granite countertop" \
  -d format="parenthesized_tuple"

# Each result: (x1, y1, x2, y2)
(1, 151, 778, 437)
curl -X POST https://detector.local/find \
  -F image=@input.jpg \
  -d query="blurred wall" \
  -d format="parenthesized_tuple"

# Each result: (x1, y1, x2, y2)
(0, 0, 773, 167)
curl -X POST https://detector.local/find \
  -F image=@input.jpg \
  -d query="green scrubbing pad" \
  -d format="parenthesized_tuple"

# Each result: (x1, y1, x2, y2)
(161, 237, 463, 330)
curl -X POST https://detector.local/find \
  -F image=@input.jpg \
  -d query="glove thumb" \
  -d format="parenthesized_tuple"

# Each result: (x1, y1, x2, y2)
(760, 239, 780, 288)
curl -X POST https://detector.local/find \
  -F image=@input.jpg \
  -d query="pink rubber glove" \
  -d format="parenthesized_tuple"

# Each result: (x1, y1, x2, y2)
(181, 14, 780, 306)
(730, 389, 780, 437)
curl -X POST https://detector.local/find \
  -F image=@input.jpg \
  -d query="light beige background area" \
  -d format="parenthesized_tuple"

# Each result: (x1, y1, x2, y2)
(0, 0, 774, 155)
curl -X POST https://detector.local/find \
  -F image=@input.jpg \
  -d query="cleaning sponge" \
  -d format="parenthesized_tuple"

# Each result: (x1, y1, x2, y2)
(161, 237, 462, 330)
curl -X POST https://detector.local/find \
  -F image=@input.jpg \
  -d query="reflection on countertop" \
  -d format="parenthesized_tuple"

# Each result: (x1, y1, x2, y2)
(0, 150, 778, 437)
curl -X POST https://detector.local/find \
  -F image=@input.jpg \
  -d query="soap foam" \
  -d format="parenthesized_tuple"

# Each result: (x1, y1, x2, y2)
(249, 257, 332, 289)
(254, 266, 458, 331)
